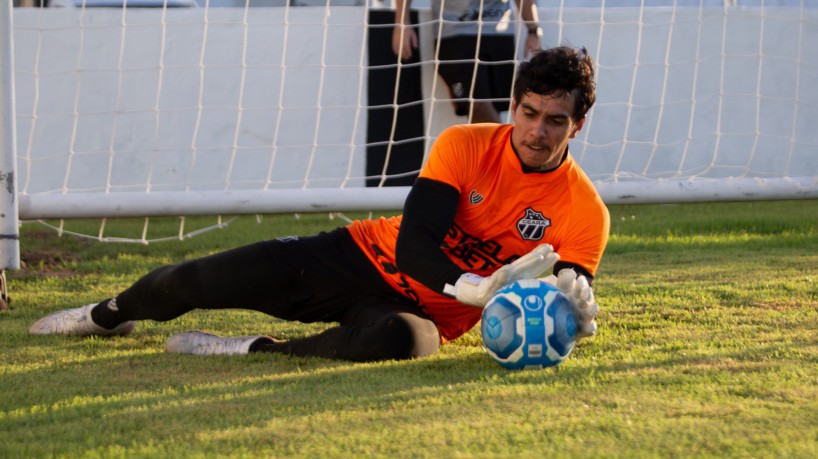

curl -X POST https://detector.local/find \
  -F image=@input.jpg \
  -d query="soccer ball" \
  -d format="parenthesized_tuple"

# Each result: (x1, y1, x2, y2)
(480, 279, 577, 369)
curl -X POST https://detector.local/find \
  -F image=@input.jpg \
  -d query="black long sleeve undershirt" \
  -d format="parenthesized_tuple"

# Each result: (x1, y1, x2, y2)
(553, 261, 594, 285)
(395, 178, 464, 294)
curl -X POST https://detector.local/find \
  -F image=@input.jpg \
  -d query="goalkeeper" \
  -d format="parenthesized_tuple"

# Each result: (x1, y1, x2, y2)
(30, 46, 609, 362)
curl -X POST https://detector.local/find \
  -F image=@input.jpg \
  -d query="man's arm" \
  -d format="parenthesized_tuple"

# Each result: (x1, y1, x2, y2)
(393, 0, 418, 61)
(396, 178, 559, 307)
(515, 0, 541, 57)
(395, 178, 464, 293)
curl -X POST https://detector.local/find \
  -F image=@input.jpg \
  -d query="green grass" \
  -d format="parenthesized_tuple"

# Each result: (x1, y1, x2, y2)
(2, 201, 818, 458)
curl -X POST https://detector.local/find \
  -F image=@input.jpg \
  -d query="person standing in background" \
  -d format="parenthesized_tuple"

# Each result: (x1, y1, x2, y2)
(393, 0, 542, 123)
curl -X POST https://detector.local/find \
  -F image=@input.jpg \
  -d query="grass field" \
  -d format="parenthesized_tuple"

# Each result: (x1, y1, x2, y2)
(2, 200, 817, 458)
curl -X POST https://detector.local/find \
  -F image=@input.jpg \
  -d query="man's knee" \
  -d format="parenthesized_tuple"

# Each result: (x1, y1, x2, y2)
(378, 313, 440, 360)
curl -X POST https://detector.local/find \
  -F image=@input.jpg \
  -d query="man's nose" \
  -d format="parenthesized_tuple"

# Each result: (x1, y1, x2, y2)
(534, 121, 548, 139)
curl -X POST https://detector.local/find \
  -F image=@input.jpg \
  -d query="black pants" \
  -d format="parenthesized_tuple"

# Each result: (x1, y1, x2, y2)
(436, 34, 516, 116)
(96, 228, 440, 362)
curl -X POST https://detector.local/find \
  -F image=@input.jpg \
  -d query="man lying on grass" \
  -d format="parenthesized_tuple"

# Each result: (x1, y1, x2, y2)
(30, 46, 609, 362)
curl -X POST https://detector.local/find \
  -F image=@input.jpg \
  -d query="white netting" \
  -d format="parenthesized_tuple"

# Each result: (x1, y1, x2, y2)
(4, 0, 818, 242)
(561, 2, 818, 183)
(14, 4, 371, 195)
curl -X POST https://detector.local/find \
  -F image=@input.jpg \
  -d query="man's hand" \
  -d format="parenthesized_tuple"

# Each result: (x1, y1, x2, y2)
(524, 33, 541, 60)
(392, 25, 418, 61)
(444, 244, 559, 307)
(542, 268, 599, 339)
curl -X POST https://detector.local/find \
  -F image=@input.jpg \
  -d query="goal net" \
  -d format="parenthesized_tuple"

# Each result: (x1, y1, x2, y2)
(3, 1, 818, 242)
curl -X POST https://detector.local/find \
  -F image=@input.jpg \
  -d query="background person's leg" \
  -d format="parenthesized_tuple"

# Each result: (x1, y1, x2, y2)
(481, 34, 516, 117)
(468, 101, 501, 123)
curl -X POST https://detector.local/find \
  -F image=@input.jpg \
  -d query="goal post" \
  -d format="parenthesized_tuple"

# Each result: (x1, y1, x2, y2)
(1, 0, 20, 271)
(3, 1, 818, 231)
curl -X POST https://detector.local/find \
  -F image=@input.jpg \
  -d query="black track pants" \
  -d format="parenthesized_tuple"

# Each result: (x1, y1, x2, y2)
(94, 228, 440, 361)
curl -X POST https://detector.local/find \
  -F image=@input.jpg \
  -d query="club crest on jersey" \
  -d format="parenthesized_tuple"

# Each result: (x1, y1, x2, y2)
(468, 190, 484, 205)
(517, 208, 551, 240)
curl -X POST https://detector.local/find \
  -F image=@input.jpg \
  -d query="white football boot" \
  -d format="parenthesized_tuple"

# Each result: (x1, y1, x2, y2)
(29, 304, 136, 336)
(165, 331, 273, 356)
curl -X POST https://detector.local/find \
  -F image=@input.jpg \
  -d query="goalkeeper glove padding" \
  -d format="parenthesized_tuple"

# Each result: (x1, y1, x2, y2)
(443, 244, 559, 307)
(541, 268, 599, 339)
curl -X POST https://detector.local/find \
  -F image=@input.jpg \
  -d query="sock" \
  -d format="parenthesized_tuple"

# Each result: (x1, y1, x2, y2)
(248, 337, 279, 353)
(89, 298, 127, 330)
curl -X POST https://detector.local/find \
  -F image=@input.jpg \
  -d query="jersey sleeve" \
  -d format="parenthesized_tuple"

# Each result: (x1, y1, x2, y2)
(556, 196, 610, 277)
(418, 125, 479, 193)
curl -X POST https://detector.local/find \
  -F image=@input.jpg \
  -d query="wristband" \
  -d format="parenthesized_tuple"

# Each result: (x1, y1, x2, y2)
(527, 26, 543, 38)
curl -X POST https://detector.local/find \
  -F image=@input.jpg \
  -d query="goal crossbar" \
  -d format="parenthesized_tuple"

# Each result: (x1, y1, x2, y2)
(19, 175, 818, 220)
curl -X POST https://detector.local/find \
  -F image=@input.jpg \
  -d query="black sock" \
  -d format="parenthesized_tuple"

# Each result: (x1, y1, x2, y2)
(248, 337, 278, 353)
(90, 298, 127, 330)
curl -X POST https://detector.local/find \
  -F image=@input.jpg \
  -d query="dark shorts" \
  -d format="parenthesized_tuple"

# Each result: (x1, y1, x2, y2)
(435, 34, 517, 116)
(257, 228, 426, 325)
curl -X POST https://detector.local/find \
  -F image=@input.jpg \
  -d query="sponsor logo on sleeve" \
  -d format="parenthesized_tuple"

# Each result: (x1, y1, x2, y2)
(468, 190, 484, 205)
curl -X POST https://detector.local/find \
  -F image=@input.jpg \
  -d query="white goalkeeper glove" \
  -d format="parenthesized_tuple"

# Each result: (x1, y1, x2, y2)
(443, 244, 560, 307)
(541, 268, 599, 339)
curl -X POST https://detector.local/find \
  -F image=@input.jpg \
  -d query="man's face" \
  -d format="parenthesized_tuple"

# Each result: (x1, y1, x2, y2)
(510, 91, 585, 170)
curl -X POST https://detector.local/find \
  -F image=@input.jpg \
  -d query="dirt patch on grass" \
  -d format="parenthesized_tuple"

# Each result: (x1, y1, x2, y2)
(20, 251, 80, 278)
(16, 230, 86, 278)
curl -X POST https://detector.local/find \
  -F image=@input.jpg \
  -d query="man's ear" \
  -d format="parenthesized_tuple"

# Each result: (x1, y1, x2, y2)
(570, 116, 586, 138)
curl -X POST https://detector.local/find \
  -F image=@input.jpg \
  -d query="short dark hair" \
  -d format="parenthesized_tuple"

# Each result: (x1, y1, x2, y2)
(513, 46, 596, 122)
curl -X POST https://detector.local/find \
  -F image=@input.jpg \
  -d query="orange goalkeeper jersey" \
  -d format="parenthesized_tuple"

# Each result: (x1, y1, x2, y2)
(347, 123, 609, 342)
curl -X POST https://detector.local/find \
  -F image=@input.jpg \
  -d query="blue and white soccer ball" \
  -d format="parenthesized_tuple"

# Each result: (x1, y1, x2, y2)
(480, 279, 577, 369)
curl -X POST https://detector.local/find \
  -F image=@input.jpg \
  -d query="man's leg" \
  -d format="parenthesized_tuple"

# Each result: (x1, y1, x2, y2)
(436, 35, 507, 124)
(90, 239, 297, 328)
(33, 228, 375, 336)
(30, 239, 294, 335)
(481, 34, 516, 119)
(251, 302, 440, 362)
(468, 101, 501, 124)
(31, 227, 441, 363)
